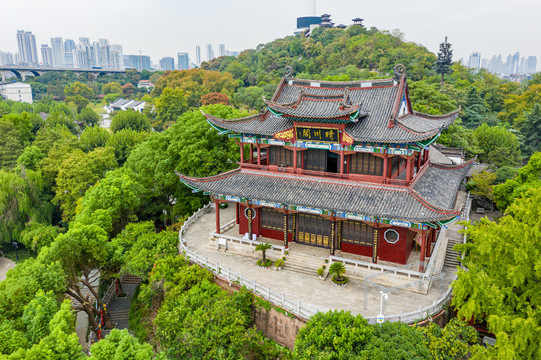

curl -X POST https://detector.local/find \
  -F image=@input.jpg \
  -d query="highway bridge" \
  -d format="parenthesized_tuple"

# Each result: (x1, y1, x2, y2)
(0, 66, 128, 82)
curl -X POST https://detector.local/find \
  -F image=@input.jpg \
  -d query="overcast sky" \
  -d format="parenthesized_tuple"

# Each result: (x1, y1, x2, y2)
(1, 0, 539, 69)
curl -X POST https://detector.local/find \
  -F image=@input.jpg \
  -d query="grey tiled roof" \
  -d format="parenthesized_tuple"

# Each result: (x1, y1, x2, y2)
(413, 162, 473, 210)
(204, 112, 293, 136)
(266, 91, 361, 120)
(204, 77, 459, 143)
(428, 145, 455, 165)
(396, 111, 458, 133)
(180, 167, 464, 222)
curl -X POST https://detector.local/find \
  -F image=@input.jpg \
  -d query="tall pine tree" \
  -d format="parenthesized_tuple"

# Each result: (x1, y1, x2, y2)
(524, 104, 541, 157)
(436, 36, 453, 87)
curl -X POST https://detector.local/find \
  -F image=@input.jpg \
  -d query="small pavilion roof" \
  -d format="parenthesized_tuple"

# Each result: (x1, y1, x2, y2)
(203, 73, 460, 144)
(178, 161, 473, 223)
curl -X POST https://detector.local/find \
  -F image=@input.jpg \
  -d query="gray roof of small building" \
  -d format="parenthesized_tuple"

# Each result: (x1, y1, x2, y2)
(412, 162, 472, 210)
(204, 76, 459, 144)
(110, 98, 129, 107)
(428, 145, 455, 165)
(179, 163, 472, 223)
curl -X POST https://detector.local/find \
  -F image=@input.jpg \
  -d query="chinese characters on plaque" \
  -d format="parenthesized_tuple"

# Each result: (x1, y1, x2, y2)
(296, 127, 339, 143)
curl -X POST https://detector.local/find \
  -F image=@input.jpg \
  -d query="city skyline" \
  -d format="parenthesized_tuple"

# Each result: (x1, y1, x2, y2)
(0, 0, 540, 71)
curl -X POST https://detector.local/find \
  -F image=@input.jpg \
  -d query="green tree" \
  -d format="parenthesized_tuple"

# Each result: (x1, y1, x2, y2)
(22, 290, 60, 345)
(365, 322, 431, 359)
(255, 242, 272, 261)
(19, 221, 60, 252)
(52, 147, 117, 223)
(294, 310, 373, 359)
(63, 81, 94, 100)
(76, 168, 145, 236)
(0, 118, 27, 170)
(154, 88, 188, 127)
(102, 82, 122, 95)
(522, 104, 541, 158)
(111, 222, 177, 278)
(453, 187, 541, 359)
(0, 169, 44, 245)
(16, 146, 45, 171)
(79, 126, 111, 152)
(418, 319, 477, 360)
(462, 87, 488, 129)
(233, 86, 265, 110)
(24, 300, 84, 360)
(474, 124, 521, 167)
(110, 110, 151, 133)
(438, 123, 481, 159)
(493, 152, 541, 210)
(328, 262, 347, 282)
(408, 80, 457, 115)
(89, 329, 155, 360)
(435, 36, 453, 87)
(467, 169, 497, 201)
(65, 95, 89, 114)
(106, 129, 149, 166)
(77, 106, 100, 127)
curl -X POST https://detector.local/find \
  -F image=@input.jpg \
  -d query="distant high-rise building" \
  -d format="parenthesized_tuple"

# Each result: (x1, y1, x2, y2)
(206, 44, 214, 62)
(63, 39, 77, 68)
(196, 45, 201, 66)
(526, 56, 537, 74)
(110, 44, 124, 70)
(219, 44, 226, 57)
(177, 52, 189, 70)
(0, 51, 14, 65)
(40, 45, 54, 67)
(480, 58, 489, 70)
(123, 55, 151, 71)
(50, 37, 64, 67)
(16, 30, 39, 65)
(511, 52, 520, 73)
(468, 52, 481, 70)
(64, 39, 76, 52)
(159, 57, 175, 71)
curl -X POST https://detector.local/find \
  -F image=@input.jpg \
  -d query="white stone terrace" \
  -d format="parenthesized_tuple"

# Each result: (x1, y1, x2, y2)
(180, 191, 468, 321)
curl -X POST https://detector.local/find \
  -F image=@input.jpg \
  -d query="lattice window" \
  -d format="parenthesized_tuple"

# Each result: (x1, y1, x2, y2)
(341, 220, 375, 246)
(261, 208, 293, 231)
(269, 146, 293, 166)
(350, 153, 384, 176)
(305, 149, 326, 171)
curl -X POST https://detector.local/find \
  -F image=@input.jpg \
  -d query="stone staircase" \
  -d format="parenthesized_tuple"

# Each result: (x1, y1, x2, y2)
(444, 224, 463, 268)
(108, 310, 130, 323)
(282, 251, 326, 277)
(121, 274, 143, 284)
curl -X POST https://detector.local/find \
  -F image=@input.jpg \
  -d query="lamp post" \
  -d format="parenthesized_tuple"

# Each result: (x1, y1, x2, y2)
(11, 241, 19, 261)
(377, 291, 388, 324)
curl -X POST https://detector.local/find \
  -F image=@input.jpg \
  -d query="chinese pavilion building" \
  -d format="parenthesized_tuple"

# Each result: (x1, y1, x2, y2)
(178, 65, 472, 272)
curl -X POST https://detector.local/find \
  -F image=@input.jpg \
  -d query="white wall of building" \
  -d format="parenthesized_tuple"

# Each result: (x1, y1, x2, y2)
(0, 83, 33, 104)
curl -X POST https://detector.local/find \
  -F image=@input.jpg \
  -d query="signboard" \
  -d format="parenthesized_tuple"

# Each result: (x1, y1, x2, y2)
(255, 200, 281, 208)
(388, 148, 412, 156)
(297, 206, 323, 215)
(344, 213, 373, 222)
(244, 208, 256, 220)
(306, 143, 332, 150)
(267, 139, 285, 146)
(390, 220, 411, 228)
(242, 136, 257, 144)
(296, 126, 339, 143)
(377, 315, 384, 324)
(225, 195, 241, 203)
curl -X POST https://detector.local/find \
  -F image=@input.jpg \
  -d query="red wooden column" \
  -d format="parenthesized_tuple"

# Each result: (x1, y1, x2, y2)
(250, 144, 254, 163)
(406, 158, 414, 182)
(257, 144, 261, 166)
(423, 148, 429, 164)
(373, 224, 379, 263)
(293, 147, 298, 171)
(383, 154, 389, 181)
(240, 143, 244, 164)
(330, 219, 336, 256)
(283, 210, 289, 249)
(214, 199, 220, 234)
(340, 150, 345, 174)
(416, 151, 422, 172)
(235, 203, 240, 225)
(419, 233, 428, 272)
(247, 204, 253, 240)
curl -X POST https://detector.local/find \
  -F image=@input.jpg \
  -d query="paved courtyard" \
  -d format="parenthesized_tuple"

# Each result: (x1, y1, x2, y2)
(184, 206, 459, 318)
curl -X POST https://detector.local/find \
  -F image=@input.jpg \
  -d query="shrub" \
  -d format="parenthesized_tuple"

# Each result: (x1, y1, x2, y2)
(317, 268, 324, 276)
(274, 259, 284, 268)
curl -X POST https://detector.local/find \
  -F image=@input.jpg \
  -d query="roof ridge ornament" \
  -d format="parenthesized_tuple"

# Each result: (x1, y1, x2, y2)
(284, 66, 293, 80)
(393, 64, 406, 82)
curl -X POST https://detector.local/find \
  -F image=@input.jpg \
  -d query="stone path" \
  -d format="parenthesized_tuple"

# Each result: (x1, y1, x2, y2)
(0, 257, 15, 282)
(184, 207, 456, 319)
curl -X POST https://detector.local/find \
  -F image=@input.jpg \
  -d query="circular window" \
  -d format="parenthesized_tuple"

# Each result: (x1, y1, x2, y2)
(384, 229, 400, 244)
(244, 207, 256, 220)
